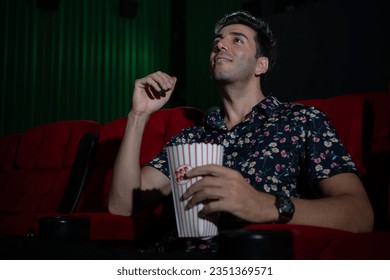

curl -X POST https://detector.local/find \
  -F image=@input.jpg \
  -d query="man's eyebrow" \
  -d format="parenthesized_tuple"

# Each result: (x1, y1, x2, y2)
(230, 31, 249, 40)
(214, 31, 249, 40)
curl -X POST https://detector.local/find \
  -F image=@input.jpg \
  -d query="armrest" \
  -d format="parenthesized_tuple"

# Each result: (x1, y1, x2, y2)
(217, 228, 293, 259)
(38, 216, 90, 241)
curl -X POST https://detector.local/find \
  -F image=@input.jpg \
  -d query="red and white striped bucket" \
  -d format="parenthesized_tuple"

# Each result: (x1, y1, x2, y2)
(167, 143, 224, 238)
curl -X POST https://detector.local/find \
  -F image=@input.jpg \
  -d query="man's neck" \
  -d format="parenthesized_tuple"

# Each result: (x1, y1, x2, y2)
(219, 82, 265, 130)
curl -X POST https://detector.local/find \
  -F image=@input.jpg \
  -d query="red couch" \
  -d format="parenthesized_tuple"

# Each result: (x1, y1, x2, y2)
(0, 95, 389, 259)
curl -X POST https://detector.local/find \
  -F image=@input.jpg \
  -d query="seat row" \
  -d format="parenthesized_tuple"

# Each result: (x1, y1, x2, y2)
(0, 92, 389, 259)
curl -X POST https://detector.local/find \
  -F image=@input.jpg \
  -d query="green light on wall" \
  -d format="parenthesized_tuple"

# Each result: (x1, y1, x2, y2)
(0, 0, 171, 135)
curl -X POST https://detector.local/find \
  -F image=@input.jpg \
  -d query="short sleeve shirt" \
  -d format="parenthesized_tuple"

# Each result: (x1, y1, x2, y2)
(146, 96, 358, 198)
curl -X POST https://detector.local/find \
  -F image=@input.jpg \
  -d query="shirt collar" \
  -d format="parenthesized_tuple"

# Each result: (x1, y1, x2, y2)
(205, 95, 282, 130)
(253, 95, 282, 117)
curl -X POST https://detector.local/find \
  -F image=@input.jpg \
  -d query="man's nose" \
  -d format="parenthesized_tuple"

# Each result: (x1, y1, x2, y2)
(216, 38, 228, 52)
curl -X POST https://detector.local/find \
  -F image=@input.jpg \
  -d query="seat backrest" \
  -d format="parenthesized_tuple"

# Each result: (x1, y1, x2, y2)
(0, 133, 21, 194)
(348, 90, 389, 156)
(76, 106, 205, 213)
(297, 95, 371, 177)
(56, 133, 100, 214)
(0, 120, 101, 214)
(344, 89, 390, 229)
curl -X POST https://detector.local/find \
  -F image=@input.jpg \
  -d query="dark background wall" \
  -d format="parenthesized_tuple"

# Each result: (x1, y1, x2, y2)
(261, 0, 389, 102)
(1, 0, 389, 135)
(175, 0, 389, 109)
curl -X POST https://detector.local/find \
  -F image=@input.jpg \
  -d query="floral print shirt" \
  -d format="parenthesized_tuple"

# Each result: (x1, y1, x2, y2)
(147, 96, 358, 199)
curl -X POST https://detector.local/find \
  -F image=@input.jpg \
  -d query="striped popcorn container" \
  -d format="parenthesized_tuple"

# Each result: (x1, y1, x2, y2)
(167, 143, 224, 238)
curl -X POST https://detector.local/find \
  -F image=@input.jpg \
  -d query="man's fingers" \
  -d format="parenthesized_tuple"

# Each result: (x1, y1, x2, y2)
(182, 176, 211, 199)
(201, 199, 226, 214)
(185, 185, 221, 208)
(150, 71, 176, 92)
(183, 165, 231, 199)
(136, 72, 176, 95)
(185, 164, 225, 178)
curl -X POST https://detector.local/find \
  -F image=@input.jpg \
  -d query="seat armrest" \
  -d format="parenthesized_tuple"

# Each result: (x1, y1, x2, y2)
(38, 216, 90, 241)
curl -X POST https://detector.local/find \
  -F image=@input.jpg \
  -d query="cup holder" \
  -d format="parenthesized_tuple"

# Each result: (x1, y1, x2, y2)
(217, 228, 293, 259)
(38, 216, 90, 241)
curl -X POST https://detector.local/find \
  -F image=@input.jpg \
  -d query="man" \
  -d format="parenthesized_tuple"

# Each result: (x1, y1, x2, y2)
(109, 11, 373, 234)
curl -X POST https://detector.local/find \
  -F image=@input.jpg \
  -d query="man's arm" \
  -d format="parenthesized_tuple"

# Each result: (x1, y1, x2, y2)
(184, 166, 374, 233)
(108, 72, 176, 216)
(291, 172, 374, 232)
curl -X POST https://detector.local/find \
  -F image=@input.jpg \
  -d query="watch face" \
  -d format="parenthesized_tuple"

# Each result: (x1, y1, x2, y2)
(277, 196, 295, 221)
(280, 197, 294, 216)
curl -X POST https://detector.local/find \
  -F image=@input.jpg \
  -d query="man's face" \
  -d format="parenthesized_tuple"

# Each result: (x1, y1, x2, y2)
(210, 24, 259, 84)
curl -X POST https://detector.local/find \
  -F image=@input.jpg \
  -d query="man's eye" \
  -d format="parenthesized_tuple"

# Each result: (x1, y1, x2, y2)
(234, 38, 243, 44)
(212, 40, 219, 49)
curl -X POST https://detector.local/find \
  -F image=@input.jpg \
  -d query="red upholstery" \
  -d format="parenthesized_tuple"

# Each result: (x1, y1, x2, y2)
(0, 108, 204, 240)
(0, 120, 101, 235)
(73, 106, 205, 240)
(245, 223, 351, 259)
(297, 95, 369, 176)
(319, 231, 390, 259)
(0, 134, 21, 193)
(351, 88, 390, 228)
(356, 90, 389, 155)
(1, 100, 389, 259)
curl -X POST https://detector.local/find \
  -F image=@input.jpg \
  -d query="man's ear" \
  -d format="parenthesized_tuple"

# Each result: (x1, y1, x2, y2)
(255, 56, 269, 76)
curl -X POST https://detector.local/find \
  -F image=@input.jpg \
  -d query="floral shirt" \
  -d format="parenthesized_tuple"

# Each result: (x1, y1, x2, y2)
(147, 96, 358, 199)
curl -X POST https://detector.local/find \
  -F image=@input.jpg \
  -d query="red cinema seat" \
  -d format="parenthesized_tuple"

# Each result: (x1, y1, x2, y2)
(0, 120, 101, 237)
(71, 106, 205, 240)
(0, 134, 21, 194)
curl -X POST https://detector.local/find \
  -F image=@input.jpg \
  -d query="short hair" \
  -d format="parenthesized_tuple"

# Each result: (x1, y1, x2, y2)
(214, 11, 277, 79)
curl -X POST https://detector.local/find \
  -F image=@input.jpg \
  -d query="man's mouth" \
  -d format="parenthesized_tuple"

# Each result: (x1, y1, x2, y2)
(215, 55, 232, 63)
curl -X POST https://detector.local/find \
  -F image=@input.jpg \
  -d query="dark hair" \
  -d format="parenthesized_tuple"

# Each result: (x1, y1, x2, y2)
(214, 11, 277, 79)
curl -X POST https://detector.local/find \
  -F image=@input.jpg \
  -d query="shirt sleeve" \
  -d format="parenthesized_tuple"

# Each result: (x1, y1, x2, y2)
(145, 127, 198, 179)
(303, 106, 359, 183)
(145, 141, 172, 180)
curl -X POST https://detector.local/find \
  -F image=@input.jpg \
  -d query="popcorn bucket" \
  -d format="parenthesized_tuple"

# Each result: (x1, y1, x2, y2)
(167, 143, 224, 238)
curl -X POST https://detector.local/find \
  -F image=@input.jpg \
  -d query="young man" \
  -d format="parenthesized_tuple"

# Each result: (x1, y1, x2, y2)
(109, 11, 373, 235)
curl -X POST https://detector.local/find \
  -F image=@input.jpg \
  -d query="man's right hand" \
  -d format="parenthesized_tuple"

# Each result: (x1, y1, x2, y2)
(132, 71, 177, 115)
(109, 71, 176, 216)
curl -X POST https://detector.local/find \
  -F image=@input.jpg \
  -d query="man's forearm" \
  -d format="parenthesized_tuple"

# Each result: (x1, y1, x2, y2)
(108, 111, 151, 216)
(290, 193, 374, 232)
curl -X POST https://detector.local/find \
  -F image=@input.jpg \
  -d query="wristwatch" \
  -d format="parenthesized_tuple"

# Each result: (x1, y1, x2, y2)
(275, 195, 295, 223)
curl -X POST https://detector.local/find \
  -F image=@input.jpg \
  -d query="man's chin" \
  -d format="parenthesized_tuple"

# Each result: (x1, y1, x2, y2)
(211, 71, 231, 82)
